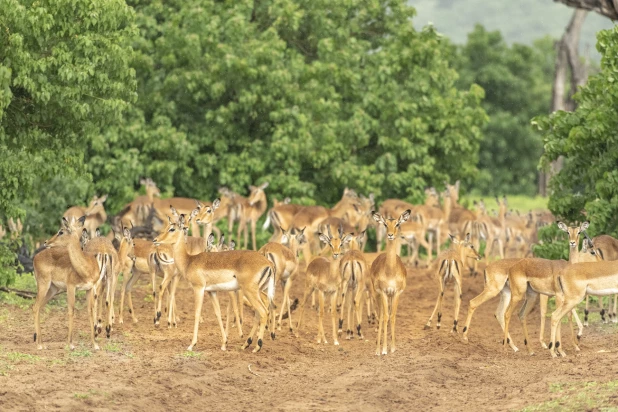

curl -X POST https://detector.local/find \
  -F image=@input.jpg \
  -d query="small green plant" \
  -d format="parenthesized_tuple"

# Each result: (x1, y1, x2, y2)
(179, 350, 202, 359)
(522, 380, 618, 411)
(6, 352, 41, 363)
(104, 342, 121, 353)
(74, 392, 90, 399)
(69, 345, 93, 358)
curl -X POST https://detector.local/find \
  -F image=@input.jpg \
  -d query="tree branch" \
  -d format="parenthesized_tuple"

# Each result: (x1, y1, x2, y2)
(554, 0, 618, 19)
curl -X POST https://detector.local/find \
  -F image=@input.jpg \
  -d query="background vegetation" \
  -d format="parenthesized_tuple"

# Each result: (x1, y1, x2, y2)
(0, 0, 616, 284)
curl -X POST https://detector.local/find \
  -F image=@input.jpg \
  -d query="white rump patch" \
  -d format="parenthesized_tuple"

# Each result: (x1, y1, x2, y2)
(204, 279, 239, 292)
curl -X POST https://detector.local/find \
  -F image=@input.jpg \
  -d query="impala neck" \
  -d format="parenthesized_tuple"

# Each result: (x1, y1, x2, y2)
(66, 234, 96, 282)
(568, 245, 581, 264)
(171, 236, 191, 275)
(251, 192, 268, 217)
(384, 237, 400, 268)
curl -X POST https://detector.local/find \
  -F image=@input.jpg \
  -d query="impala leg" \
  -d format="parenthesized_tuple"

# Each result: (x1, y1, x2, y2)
(251, 219, 257, 251)
(613, 294, 618, 323)
(67, 285, 76, 350)
(231, 291, 243, 338)
(375, 293, 383, 355)
(462, 277, 504, 343)
(209, 292, 227, 351)
(317, 291, 327, 344)
(584, 295, 590, 326)
(572, 308, 583, 341)
(497, 238, 505, 259)
(381, 292, 389, 355)
(518, 291, 539, 355)
(567, 310, 580, 352)
(452, 276, 462, 334)
(539, 294, 548, 349)
(600, 296, 608, 324)
(426, 232, 433, 265)
(119, 270, 130, 325)
(295, 286, 313, 337)
(390, 292, 402, 353)
(503, 283, 524, 353)
(187, 287, 205, 351)
(330, 292, 339, 345)
(425, 276, 445, 330)
(150, 262, 158, 326)
(86, 289, 99, 350)
(109, 271, 118, 327)
(97, 281, 105, 336)
(243, 291, 268, 353)
(167, 275, 180, 328)
(238, 289, 245, 327)
(493, 286, 518, 351)
(244, 219, 249, 250)
(156, 267, 174, 326)
(278, 279, 293, 332)
(126, 270, 142, 322)
(365, 289, 372, 325)
(33, 280, 52, 350)
(550, 295, 584, 358)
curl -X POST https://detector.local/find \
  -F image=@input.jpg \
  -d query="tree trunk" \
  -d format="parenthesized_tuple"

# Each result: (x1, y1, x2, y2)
(539, 9, 588, 197)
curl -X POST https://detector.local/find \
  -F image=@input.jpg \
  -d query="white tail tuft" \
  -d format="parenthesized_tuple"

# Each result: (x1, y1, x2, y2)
(267, 269, 275, 301)
(262, 214, 271, 230)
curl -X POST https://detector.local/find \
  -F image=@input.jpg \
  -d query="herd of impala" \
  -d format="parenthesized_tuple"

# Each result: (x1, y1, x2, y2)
(9, 178, 618, 358)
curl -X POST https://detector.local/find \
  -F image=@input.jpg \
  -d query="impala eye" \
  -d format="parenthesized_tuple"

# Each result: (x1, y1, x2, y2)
(58, 231, 63, 235)
(170, 228, 176, 232)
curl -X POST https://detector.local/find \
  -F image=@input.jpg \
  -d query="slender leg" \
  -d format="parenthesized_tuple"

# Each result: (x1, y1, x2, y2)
(354, 287, 365, 339)
(539, 294, 548, 348)
(502, 284, 525, 352)
(230, 291, 243, 337)
(381, 292, 389, 355)
(242, 290, 269, 353)
(426, 232, 433, 266)
(584, 295, 590, 327)
(493, 286, 519, 352)
(550, 296, 584, 358)
(375, 293, 383, 355)
(295, 286, 314, 337)
(317, 291, 327, 344)
(390, 292, 402, 353)
(67, 285, 76, 350)
(251, 220, 257, 251)
(330, 292, 339, 345)
(462, 279, 505, 343)
(33, 280, 52, 350)
(168, 275, 181, 328)
(187, 287, 205, 351)
(278, 278, 293, 332)
(518, 291, 539, 355)
(119, 270, 131, 325)
(613, 294, 618, 324)
(156, 266, 175, 326)
(452, 276, 462, 333)
(86, 289, 99, 350)
(209, 292, 227, 350)
(425, 275, 445, 329)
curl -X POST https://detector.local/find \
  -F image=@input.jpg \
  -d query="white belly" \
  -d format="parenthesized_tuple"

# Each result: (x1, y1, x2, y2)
(51, 281, 67, 290)
(586, 287, 618, 296)
(204, 279, 240, 292)
(77, 282, 95, 291)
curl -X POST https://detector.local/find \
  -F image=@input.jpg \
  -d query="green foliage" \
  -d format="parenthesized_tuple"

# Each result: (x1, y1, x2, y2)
(532, 224, 568, 260)
(91, 0, 487, 210)
(454, 26, 553, 195)
(535, 26, 618, 237)
(0, 0, 137, 284)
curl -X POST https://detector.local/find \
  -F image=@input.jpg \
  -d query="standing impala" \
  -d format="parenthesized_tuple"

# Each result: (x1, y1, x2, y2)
(370, 209, 410, 355)
(339, 231, 369, 340)
(237, 182, 269, 250)
(64, 195, 108, 237)
(424, 233, 481, 332)
(295, 225, 351, 346)
(39, 216, 104, 350)
(153, 212, 274, 353)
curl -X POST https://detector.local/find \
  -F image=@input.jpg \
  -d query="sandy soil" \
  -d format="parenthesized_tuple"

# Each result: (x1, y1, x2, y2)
(2, 261, 618, 411)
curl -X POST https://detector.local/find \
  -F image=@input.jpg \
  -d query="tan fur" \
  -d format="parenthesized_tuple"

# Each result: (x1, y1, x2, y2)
(154, 212, 274, 353)
(425, 233, 480, 332)
(63, 195, 108, 237)
(339, 232, 369, 340)
(370, 210, 410, 355)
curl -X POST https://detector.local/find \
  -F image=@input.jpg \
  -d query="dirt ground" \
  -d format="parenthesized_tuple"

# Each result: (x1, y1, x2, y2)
(2, 261, 618, 412)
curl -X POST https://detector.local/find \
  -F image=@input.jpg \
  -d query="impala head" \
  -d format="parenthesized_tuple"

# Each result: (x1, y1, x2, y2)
(44, 216, 86, 248)
(153, 214, 188, 247)
(449, 233, 481, 261)
(194, 198, 221, 226)
(84, 195, 108, 217)
(247, 182, 268, 206)
(119, 226, 136, 261)
(318, 224, 351, 260)
(445, 180, 460, 203)
(557, 221, 589, 249)
(140, 178, 161, 198)
(348, 230, 366, 251)
(373, 209, 411, 241)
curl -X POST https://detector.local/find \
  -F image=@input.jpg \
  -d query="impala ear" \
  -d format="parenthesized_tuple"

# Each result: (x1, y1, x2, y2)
(448, 233, 457, 244)
(62, 217, 70, 229)
(283, 197, 291, 204)
(342, 234, 353, 244)
(465, 232, 471, 243)
(190, 208, 199, 221)
(167, 215, 172, 225)
(318, 233, 331, 245)
(557, 222, 568, 232)
(260, 181, 269, 190)
(580, 221, 590, 231)
(123, 227, 131, 239)
(228, 240, 236, 250)
(95, 228, 101, 237)
(194, 199, 202, 209)
(77, 215, 87, 227)
(207, 233, 215, 249)
(99, 194, 108, 203)
(398, 209, 411, 224)
(170, 205, 179, 217)
(212, 198, 221, 210)
(372, 211, 384, 225)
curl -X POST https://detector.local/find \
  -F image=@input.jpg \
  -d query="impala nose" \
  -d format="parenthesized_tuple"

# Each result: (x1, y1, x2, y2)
(570, 241, 577, 248)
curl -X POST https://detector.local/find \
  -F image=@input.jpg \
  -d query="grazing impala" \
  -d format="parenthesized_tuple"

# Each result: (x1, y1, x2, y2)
(370, 210, 410, 355)
(153, 212, 274, 352)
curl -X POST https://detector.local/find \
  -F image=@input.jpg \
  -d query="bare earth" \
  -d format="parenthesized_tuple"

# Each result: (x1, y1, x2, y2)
(2, 262, 618, 411)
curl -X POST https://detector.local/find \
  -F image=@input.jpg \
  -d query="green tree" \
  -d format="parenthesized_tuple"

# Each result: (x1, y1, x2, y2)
(91, 0, 487, 212)
(0, 0, 137, 283)
(454, 25, 554, 196)
(534, 26, 618, 239)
